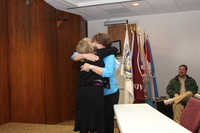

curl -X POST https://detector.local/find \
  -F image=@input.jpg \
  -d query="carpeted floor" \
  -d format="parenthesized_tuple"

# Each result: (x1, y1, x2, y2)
(0, 122, 74, 133)
(0, 120, 120, 133)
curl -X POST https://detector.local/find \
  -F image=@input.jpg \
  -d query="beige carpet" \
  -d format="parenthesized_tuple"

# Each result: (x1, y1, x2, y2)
(0, 120, 119, 133)
(0, 122, 74, 133)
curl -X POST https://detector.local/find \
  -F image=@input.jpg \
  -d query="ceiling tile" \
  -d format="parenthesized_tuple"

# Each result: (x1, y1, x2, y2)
(76, 6, 114, 19)
(147, 0, 180, 13)
(176, 0, 200, 11)
(44, 0, 200, 21)
(122, 1, 157, 15)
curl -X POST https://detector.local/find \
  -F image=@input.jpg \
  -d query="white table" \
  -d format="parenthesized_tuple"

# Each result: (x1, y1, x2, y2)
(114, 103, 191, 133)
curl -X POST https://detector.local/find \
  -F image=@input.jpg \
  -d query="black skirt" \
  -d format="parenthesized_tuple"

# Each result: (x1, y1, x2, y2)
(74, 85, 105, 133)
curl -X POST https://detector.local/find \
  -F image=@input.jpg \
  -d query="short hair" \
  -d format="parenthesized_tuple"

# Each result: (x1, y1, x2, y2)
(92, 32, 112, 48)
(179, 64, 188, 71)
(76, 38, 96, 54)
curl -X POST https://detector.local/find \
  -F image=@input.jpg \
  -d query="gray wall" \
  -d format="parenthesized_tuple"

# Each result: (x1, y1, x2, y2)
(88, 10, 200, 102)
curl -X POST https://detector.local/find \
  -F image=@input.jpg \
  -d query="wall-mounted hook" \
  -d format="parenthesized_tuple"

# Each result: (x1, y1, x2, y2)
(26, 0, 29, 5)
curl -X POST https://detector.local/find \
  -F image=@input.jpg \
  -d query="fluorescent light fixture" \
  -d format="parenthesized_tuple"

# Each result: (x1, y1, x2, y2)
(132, 3, 140, 6)
(65, 0, 138, 7)
(104, 20, 128, 26)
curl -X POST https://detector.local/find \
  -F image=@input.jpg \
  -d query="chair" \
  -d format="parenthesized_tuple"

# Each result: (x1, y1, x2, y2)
(180, 97, 200, 133)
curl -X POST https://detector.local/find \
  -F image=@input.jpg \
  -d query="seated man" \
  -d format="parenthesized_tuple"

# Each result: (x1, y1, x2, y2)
(164, 64, 198, 124)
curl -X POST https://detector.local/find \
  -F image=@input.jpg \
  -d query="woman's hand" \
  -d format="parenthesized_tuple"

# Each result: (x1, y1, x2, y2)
(174, 94, 179, 97)
(80, 63, 91, 72)
(85, 53, 99, 62)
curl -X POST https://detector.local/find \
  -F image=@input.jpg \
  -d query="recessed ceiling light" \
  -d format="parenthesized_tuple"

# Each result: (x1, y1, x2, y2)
(132, 3, 140, 6)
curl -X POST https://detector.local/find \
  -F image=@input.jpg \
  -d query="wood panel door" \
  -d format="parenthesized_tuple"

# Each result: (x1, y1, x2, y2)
(56, 10, 87, 122)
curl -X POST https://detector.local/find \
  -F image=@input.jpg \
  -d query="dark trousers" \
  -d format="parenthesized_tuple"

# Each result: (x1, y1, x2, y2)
(104, 90, 119, 133)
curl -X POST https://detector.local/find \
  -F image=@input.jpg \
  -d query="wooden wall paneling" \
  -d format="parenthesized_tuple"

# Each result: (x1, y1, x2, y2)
(44, 3, 60, 124)
(0, 0, 10, 125)
(56, 10, 87, 121)
(8, 0, 45, 123)
(6, 0, 87, 124)
(108, 24, 136, 57)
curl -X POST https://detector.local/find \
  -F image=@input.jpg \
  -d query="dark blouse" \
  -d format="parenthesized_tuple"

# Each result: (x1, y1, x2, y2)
(77, 47, 117, 88)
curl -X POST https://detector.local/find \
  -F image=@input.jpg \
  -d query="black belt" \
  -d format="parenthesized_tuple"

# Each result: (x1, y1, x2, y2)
(80, 79, 103, 87)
